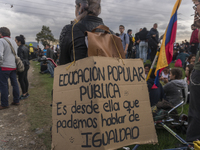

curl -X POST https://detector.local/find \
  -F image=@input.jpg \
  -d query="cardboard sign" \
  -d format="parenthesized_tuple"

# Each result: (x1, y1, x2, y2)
(52, 57, 158, 150)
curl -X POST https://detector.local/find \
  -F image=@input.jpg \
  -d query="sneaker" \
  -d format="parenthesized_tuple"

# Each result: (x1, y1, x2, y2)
(20, 95, 28, 100)
(26, 93, 30, 98)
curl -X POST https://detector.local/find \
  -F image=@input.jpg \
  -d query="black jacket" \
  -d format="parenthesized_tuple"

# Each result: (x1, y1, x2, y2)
(135, 32, 140, 45)
(17, 45, 30, 66)
(138, 28, 148, 41)
(128, 34, 133, 52)
(59, 15, 105, 65)
(147, 28, 159, 43)
(46, 48, 54, 59)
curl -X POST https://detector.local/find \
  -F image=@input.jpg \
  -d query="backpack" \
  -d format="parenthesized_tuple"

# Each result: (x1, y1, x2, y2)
(76, 24, 125, 59)
(175, 59, 182, 68)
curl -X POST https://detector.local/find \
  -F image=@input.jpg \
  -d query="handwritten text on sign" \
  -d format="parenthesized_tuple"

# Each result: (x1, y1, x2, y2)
(53, 57, 157, 150)
(56, 65, 145, 147)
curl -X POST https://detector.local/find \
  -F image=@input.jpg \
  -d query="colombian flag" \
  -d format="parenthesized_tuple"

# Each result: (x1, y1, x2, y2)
(153, 0, 182, 89)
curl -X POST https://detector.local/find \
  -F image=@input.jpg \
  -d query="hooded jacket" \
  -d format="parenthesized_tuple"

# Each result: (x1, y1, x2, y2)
(163, 79, 188, 106)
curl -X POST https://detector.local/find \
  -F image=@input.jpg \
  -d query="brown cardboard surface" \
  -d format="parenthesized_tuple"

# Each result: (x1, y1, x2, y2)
(52, 57, 158, 150)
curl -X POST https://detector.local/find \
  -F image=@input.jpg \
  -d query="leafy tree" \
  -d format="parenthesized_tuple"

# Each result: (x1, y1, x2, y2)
(36, 26, 55, 46)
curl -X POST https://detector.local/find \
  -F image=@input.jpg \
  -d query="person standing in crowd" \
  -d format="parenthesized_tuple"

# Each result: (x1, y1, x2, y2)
(29, 43, 34, 60)
(135, 28, 142, 58)
(15, 35, 30, 100)
(186, 0, 200, 142)
(0, 27, 20, 109)
(148, 23, 159, 62)
(59, 0, 110, 65)
(138, 27, 149, 63)
(190, 24, 199, 55)
(127, 29, 133, 58)
(119, 25, 129, 58)
(46, 44, 54, 59)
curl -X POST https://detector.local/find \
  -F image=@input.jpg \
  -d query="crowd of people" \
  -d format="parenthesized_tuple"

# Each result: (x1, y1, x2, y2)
(58, 0, 200, 144)
(0, 27, 60, 110)
(0, 0, 200, 147)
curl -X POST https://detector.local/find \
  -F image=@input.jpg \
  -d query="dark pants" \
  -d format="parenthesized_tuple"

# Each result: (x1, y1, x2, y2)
(147, 48, 151, 60)
(0, 68, 20, 107)
(18, 65, 29, 94)
(191, 43, 199, 55)
(151, 47, 157, 62)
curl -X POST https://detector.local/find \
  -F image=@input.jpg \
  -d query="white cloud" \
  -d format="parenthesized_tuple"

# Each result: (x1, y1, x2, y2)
(0, 0, 195, 43)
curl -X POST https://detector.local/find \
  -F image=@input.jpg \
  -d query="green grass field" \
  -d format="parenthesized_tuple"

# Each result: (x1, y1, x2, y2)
(26, 61, 53, 149)
(28, 60, 189, 150)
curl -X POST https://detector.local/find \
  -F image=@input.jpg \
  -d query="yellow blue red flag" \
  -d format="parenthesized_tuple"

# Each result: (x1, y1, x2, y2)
(153, 0, 182, 89)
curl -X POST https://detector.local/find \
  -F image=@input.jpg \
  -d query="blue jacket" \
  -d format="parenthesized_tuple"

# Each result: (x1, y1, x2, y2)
(176, 53, 190, 65)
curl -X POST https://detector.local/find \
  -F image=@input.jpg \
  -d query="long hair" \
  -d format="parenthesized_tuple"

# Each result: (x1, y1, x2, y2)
(75, 0, 101, 21)
(15, 35, 25, 45)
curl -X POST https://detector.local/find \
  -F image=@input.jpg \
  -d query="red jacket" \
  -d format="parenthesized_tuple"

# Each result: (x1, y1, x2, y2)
(190, 29, 199, 44)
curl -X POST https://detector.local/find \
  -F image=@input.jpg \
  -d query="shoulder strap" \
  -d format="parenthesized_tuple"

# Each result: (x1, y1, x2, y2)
(3, 38, 17, 57)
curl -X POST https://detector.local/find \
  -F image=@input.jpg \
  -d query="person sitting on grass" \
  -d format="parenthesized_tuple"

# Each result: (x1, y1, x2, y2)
(163, 68, 188, 106)
(187, 54, 196, 65)
(159, 66, 170, 84)
(185, 64, 194, 85)
(147, 68, 165, 107)
(172, 49, 178, 62)
(40, 56, 55, 78)
(144, 64, 151, 78)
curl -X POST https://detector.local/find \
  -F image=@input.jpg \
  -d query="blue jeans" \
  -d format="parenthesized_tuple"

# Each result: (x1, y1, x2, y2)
(135, 45, 139, 58)
(0, 68, 20, 107)
(47, 63, 54, 77)
(139, 41, 148, 63)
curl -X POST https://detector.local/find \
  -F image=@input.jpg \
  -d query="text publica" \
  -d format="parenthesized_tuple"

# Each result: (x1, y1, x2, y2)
(59, 66, 145, 87)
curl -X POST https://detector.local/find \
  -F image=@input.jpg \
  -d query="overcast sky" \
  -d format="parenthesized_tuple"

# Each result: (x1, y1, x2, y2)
(0, 0, 195, 43)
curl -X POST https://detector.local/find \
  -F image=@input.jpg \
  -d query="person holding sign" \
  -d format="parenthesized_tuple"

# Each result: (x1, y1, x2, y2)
(59, 0, 107, 65)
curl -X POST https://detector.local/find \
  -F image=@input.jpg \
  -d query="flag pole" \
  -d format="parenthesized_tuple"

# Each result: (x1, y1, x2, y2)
(146, 50, 160, 81)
